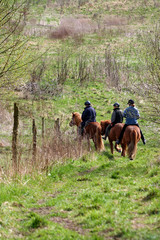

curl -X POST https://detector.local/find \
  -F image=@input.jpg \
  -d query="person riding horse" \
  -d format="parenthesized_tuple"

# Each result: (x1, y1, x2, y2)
(81, 101, 96, 136)
(102, 102, 123, 140)
(116, 99, 146, 145)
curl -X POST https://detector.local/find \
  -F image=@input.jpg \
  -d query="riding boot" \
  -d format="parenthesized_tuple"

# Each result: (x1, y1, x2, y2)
(81, 122, 85, 136)
(136, 124, 146, 145)
(102, 136, 107, 140)
(81, 127, 84, 136)
(102, 124, 111, 140)
(116, 124, 127, 144)
(102, 129, 108, 140)
(140, 130, 146, 144)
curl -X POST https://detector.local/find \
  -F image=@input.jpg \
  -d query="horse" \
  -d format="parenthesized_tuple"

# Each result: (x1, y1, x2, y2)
(100, 120, 111, 135)
(69, 112, 104, 151)
(100, 121, 141, 160)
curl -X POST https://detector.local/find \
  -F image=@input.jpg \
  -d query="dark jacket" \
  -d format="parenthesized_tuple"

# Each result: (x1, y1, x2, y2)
(82, 106, 96, 124)
(111, 108, 123, 124)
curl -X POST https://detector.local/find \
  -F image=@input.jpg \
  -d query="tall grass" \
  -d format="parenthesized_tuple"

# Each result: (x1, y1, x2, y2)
(0, 123, 89, 180)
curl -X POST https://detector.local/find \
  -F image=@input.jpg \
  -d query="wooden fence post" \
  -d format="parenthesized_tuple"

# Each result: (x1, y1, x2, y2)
(32, 118, 37, 164)
(54, 118, 60, 134)
(42, 117, 45, 139)
(12, 103, 19, 172)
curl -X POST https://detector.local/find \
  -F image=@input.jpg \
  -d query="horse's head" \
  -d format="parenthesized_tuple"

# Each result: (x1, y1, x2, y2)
(100, 120, 111, 135)
(69, 112, 82, 127)
(69, 113, 76, 126)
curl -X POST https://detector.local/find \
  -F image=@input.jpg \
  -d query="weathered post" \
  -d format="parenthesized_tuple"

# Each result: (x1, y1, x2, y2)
(32, 118, 37, 164)
(12, 103, 19, 172)
(54, 118, 60, 134)
(42, 117, 45, 139)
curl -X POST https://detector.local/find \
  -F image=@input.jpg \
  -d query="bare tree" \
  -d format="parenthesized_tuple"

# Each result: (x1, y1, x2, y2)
(0, 0, 43, 92)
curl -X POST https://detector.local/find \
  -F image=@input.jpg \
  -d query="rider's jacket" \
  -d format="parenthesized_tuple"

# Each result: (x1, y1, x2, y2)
(123, 106, 140, 125)
(111, 108, 123, 124)
(82, 106, 96, 124)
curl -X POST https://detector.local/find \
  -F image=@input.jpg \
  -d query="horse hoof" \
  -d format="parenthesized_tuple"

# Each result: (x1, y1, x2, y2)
(130, 158, 133, 160)
(118, 149, 122, 153)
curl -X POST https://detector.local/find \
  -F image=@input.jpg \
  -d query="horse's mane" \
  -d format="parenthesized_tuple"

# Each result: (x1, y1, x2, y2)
(73, 112, 81, 118)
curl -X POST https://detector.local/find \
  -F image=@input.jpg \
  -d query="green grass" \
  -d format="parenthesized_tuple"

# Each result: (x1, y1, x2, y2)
(0, 146, 160, 239)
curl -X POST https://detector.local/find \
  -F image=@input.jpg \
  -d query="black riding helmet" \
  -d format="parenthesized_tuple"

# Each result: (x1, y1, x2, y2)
(127, 99, 134, 104)
(113, 102, 120, 107)
(85, 101, 91, 106)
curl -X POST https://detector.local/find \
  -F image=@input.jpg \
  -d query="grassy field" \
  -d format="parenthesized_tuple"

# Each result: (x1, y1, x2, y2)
(0, 0, 160, 239)
(0, 79, 159, 239)
(0, 147, 160, 239)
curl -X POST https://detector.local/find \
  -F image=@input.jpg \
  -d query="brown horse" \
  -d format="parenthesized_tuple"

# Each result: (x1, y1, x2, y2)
(100, 121, 141, 160)
(100, 120, 111, 135)
(69, 112, 104, 151)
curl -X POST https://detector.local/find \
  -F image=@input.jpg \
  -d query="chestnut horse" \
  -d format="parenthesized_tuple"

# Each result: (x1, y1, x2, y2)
(69, 112, 104, 151)
(100, 121, 141, 160)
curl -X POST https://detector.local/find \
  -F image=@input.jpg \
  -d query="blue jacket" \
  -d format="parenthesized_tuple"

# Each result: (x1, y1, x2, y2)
(123, 106, 140, 125)
(82, 106, 96, 123)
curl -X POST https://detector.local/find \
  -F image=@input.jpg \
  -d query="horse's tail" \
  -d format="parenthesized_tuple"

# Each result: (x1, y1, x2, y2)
(96, 126, 104, 151)
(127, 129, 137, 160)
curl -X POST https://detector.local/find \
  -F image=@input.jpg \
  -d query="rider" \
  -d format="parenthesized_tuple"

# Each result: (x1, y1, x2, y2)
(102, 102, 123, 140)
(81, 101, 96, 136)
(116, 99, 146, 145)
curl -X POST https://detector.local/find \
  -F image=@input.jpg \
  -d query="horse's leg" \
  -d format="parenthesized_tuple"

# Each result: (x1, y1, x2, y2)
(121, 143, 126, 157)
(128, 142, 137, 160)
(93, 137, 97, 150)
(109, 140, 113, 154)
(115, 143, 122, 153)
(87, 135, 91, 151)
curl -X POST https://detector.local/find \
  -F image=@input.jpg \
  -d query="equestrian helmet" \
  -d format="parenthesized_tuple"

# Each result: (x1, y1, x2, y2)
(113, 102, 120, 107)
(127, 99, 134, 104)
(85, 101, 91, 105)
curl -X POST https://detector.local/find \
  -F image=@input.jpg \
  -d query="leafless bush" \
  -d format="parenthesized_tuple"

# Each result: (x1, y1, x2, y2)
(153, 0, 160, 7)
(76, 55, 91, 85)
(91, 55, 105, 81)
(19, 51, 106, 98)
(55, 0, 89, 8)
(137, 24, 160, 124)
(78, 0, 89, 7)
(42, 129, 88, 166)
(31, 62, 46, 83)
(50, 15, 127, 40)
(105, 48, 121, 90)
(56, 54, 69, 85)
(50, 17, 98, 39)
(0, 122, 89, 180)
(103, 15, 127, 27)
(21, 62, 46, 97)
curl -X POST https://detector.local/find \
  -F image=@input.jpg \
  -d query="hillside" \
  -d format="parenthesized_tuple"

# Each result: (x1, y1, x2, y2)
(0, 0, 160, 239)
